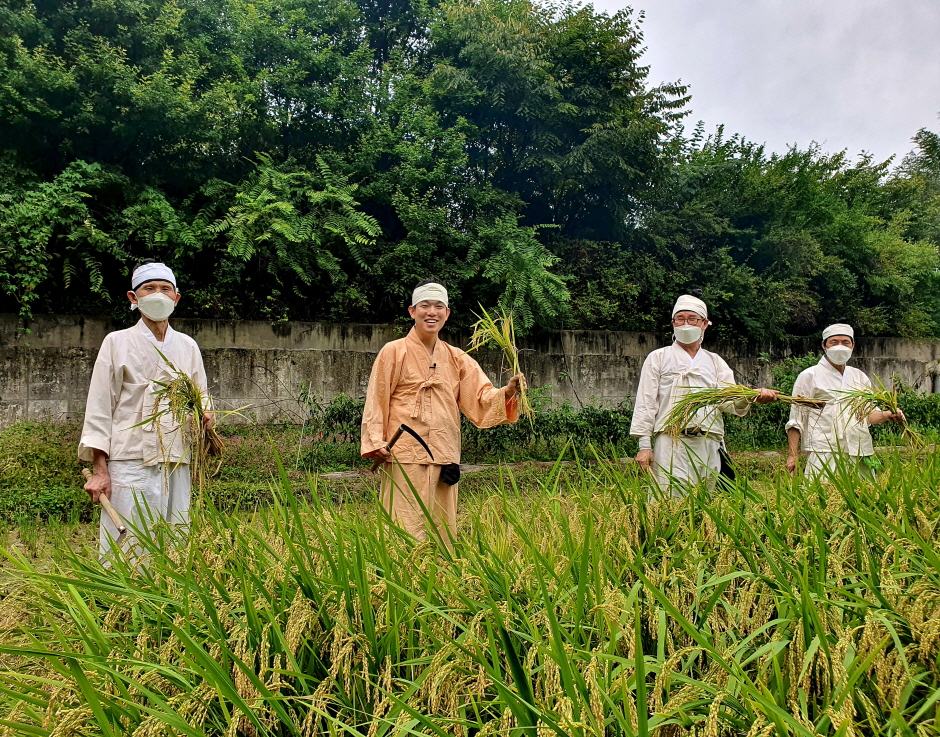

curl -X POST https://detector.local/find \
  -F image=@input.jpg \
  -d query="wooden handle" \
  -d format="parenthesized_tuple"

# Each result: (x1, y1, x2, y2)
(82, 468, 127, 534)
(369, 426, 406, 473)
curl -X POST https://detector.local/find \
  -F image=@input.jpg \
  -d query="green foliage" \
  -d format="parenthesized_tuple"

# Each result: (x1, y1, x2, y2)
(202, 155, 382, 321)
(461, 395, 638, 462)
(0, 421, 90, 523)
(297, 389, 368, 471)
(568, 131, 940, 340)
(0, 162, 129, 320)
(470, 216, 569, 329)
(4, 452, 940, 733)
(0, 0, 936, 338)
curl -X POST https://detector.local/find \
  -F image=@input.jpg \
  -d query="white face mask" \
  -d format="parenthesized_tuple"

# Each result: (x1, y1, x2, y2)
(136, 293, 177, 321)
(826, 345, 853, 365)
(674, 324, 703, 344)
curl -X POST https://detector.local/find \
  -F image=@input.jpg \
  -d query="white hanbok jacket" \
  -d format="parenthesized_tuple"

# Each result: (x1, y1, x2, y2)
(630, 342, 749, 446)
(785, 356, 873, 457)
(78, 320, 209, 466)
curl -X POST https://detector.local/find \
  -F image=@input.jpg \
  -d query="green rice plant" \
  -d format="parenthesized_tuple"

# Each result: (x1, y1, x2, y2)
(0, 450, 939, 735)
(466, 305, 535, 423)
(12, 513, 39, 558)
(840, 374, 926, 448)
(662, 383, 826, 437)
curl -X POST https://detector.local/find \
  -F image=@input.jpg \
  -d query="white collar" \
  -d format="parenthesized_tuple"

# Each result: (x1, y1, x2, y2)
(818, 354, 845, 374)
(817, 354, 851, 384)
(136, 319, 174, 346)
(671, 340, 707, 366)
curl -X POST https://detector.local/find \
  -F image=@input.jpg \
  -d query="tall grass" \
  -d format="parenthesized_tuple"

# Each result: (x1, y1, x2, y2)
(1, 452, 939, 735)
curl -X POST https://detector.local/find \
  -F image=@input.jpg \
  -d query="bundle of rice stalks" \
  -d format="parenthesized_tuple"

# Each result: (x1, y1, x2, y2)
(839, 375, 925, 448)
(467, 305, 535, 422)
(142, 348, 228, 486)
(662, 384, 826, 437)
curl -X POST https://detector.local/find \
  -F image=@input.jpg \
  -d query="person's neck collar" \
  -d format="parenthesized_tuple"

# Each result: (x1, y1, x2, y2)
(408, 326, 439, 355)
(673, 339, 702, 358)
(139, 316, 171, 342)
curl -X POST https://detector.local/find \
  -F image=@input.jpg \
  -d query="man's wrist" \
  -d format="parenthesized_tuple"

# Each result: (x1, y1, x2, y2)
(638, 436, 652, 451)
(91, 450, 109, 472)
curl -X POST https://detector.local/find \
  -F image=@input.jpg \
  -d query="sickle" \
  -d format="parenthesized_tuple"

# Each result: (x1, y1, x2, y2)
(370, 423, 434, 472)
(399, 423, 434, 460)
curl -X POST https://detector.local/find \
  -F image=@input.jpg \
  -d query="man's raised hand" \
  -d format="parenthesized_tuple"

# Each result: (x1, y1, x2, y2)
(505, 373, 526, 399)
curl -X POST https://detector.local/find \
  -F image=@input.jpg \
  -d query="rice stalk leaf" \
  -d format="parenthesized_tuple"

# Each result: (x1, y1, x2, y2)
(662, 384, 825, 437)
(838, 375, 925, 448)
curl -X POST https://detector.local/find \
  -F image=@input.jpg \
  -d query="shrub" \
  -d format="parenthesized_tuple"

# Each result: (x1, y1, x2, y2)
(0, 422, 91, 523)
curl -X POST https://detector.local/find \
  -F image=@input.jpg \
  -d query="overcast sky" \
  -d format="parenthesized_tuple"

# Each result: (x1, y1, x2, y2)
(591, 0, 940, 164)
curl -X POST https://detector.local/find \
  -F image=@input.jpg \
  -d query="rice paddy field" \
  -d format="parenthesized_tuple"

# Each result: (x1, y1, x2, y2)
(1, 451, 939, 736)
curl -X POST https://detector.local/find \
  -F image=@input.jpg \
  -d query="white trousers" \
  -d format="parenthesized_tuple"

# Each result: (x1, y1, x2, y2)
(805, 452, 876, 483)
(100, 460, 191, 557)
(652, 435, 721, 498)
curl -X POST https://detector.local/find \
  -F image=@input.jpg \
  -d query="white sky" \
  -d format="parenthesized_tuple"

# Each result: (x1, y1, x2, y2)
(590, 0, 940, 164)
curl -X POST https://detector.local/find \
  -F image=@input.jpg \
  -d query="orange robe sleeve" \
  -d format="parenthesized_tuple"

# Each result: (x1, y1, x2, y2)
(361, 342, 400, 458)
(456, 351, 519, 429)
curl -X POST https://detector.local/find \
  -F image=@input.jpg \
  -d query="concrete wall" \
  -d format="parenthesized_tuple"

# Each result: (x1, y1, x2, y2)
(2, 313, 940, 428)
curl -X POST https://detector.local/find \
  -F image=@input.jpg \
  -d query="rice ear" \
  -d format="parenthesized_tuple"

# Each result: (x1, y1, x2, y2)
(467, 305, 535, 422)
(838, 376, 925, 448)
(145, 346, 241, 490)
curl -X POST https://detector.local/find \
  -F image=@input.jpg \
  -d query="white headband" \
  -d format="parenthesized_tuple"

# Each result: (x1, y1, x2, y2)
(412, 283, 448, 308)
(132, 262, 177, 291)
(672, 294, 708, 319)
(822, 323, 854, 341)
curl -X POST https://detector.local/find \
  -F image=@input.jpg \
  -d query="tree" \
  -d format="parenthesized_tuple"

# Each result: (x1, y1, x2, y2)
(201, 154, 381, 321)
(0, 0, 935, 341)
(0, 161, 128, 320)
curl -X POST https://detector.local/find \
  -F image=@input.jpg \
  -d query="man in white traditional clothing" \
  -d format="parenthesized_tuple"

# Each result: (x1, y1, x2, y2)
(80, 260, 214, 556)
(785, 322, 904, 481)
(630, 292, 778, 496)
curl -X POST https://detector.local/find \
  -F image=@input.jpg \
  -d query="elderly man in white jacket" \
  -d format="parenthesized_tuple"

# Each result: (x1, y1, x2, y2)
(631, 293, 777, 496)
(80, 261, 214, 556)
(785, 322, 904, 480)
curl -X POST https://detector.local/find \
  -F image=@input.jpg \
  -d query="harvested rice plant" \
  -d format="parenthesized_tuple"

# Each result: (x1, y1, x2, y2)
(1, 452, 939, 736)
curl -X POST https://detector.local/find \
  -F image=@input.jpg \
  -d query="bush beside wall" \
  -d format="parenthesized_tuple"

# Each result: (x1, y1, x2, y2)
(4, 374, 939, 524)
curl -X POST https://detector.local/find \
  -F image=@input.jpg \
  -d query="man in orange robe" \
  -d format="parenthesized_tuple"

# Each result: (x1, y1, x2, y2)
(361, 281, 524, 547)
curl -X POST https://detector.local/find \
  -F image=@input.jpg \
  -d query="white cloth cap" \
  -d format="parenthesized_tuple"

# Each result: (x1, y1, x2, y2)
(411, 283, 448, 307)
(822, 323, 854, 341)
(672, 294, 707, 319)
(132, 262, 177, 291)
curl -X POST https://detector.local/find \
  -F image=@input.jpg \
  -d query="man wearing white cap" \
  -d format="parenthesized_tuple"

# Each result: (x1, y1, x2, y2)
(80, 260, 214, 556)
(785, 322, 904, 480)
(361, 279, 524, 547)
(630, 291, 778, 496)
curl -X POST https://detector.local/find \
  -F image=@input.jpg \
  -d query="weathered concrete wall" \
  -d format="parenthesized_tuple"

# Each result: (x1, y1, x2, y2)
(2, 313, 939, 428)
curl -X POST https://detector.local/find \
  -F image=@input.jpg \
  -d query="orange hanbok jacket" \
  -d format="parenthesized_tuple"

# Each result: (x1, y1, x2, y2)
(361, 328, 518, 464)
